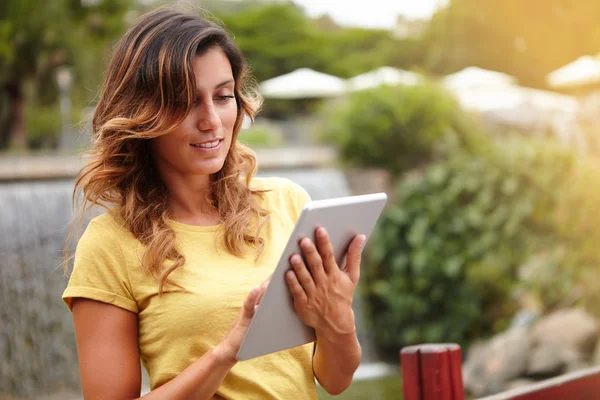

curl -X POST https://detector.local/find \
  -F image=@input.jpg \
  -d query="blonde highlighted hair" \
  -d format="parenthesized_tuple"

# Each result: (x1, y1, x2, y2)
(66, 6, 268, 294)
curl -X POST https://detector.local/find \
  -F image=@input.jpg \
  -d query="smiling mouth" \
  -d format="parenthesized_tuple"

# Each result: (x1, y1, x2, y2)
(190, 139, 222, 149)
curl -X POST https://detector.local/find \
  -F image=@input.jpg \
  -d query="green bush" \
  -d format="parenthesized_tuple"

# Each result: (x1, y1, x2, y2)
(364, 139, 572, 359)
(25, 104, 60, 149)
(237, 124, 283, 148)
(319, 83, 485, 175)
(512, 156, 600, 315)
(551, 157, 600, 315)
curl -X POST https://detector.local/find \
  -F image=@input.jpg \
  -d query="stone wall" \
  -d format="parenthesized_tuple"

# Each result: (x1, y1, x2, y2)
(1, 181, 82, 399)
(463, 308, 600, 397)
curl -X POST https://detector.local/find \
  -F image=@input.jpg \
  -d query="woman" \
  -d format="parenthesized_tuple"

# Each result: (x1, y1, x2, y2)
(63, 6, 365, 400)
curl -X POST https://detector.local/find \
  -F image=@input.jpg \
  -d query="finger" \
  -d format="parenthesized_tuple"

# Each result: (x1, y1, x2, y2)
(314, 227, 337, 275)
(286, 270, 307, 305)
(264, 273, 273, 285)
(255, 287, 265, 308)
(255, 276, 271, 306)
(242, 286, 260, 321)
(344, 234, 366, 285)
(299, 237, 327, 285)
(290, 253, 316, 295)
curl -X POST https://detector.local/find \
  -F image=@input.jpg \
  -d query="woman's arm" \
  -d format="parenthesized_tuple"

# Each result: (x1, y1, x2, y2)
(313, 327, 362, 395)
(285, 227, 366, 395)
(72, 285, 262, 400)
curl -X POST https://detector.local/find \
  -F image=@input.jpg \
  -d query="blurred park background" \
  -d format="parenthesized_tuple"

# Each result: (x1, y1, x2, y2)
(3, 0, 600, 398)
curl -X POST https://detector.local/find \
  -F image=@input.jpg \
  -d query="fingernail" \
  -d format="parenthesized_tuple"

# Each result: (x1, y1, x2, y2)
(317, 227, 326, 238)
(301, 238, 311, 249)
(291, 254, 301, 265)
(360, 235, 367, 249)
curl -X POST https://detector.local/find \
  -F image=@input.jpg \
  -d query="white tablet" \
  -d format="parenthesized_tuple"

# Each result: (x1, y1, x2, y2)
(236, 192, 388, 361)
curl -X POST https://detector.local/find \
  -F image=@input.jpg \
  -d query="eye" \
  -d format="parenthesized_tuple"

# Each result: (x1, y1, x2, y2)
(216, 95, 235, 103)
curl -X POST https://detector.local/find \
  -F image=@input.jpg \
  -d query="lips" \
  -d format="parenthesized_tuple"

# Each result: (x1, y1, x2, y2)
(190, 139, 222, 149)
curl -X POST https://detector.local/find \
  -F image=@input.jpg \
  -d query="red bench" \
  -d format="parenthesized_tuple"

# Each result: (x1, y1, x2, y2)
(400, 343, 600, 400)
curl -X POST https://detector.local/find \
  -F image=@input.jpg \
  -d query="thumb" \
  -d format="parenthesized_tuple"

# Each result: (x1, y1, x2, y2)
(345, 234, 366, 284)
(241, 286, 260, 322)
(255, 275, 271, 307)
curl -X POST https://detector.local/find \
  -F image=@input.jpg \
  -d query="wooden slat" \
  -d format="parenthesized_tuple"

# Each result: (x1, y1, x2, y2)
(420, 345, 453, 400)
(401, 343, 465, 400)
(447, 344, 465, 400)
(401, 345, 423, 400)
(402, 343, 600, 400)
(476, 366, 600, 400)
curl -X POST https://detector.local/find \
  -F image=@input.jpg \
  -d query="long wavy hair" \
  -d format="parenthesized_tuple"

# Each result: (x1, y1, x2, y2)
(65, 6, 269, 294)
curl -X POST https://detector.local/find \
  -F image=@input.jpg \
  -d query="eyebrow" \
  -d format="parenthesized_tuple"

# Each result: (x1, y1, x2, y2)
(195, 79, 234, 94)
(214, 79, 234, 89)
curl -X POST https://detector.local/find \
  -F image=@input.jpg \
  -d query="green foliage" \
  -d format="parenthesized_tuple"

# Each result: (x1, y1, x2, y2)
(551, 157, 600, 315)
(514, 246, 577, 313)
(319, 84, 484, 175)
(364, 139, 572, 358)
(322, 28, 406, 79)
(237, 124, 283, 148)
(217, 3, 423, 83)
(509, 156, 600, 319)
(217, 3, 329, 83)
(0, 0, 133, 149)
(260, 98, 323, 120)
(66, 0, 134, 103)
(25, 104, 60, 149)
(317, 374, 402, 400)
(0, 21, 12, 68)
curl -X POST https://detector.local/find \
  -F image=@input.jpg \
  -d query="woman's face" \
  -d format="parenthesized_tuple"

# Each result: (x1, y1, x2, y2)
(151, 46, 238, 179)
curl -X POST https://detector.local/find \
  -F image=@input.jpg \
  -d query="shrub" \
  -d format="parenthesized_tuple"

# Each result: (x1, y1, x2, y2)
(237, 124, 283, 148)
(319, 83, 485, 175)
(363, 138, 572, 359)
(551, 157, 600, 315)
(25, 105, 60, 149)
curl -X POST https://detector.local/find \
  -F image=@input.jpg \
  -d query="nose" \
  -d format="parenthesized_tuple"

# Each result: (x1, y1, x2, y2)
(197, 100, 222, 132)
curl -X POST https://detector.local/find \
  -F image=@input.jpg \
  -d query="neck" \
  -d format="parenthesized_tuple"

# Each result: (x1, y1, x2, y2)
(160, 170, 220, 225)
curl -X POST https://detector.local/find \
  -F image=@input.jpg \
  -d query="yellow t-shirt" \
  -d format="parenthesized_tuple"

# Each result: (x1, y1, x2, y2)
(62, 177, 317, 400)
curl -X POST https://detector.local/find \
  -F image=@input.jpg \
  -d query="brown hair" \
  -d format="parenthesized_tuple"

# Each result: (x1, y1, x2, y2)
(66, 6, 268, 293)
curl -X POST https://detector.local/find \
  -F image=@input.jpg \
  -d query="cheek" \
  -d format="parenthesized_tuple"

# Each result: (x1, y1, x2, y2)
(152, 125, 187, 155)
(222, 103, 238, 130)
(151, 136, 174, 163)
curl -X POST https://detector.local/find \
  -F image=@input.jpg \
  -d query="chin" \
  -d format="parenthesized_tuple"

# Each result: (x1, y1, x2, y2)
(191, 159, 227, 176)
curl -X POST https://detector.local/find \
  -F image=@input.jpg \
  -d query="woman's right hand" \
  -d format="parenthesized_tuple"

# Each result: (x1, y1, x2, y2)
(213, 277, 270, 365)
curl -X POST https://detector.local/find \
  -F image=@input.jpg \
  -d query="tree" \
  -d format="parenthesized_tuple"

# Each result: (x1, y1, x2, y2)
(216, 3, 422, 82)
(423, 0, 600, 88)
(0, 0, 131, 149)
(217, 3, 331, 83)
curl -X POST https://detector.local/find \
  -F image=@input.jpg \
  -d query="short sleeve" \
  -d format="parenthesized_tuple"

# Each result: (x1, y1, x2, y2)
(62, 219, 138, 313)
(283, 179, 312, 223)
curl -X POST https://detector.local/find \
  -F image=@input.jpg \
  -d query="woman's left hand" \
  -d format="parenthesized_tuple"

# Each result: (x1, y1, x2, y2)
(285, 227, 366, 337)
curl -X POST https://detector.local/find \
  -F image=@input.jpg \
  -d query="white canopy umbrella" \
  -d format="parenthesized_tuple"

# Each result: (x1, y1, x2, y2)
(347, 66, 423, 91)
(450, 87, 523, 112)
(547, 56, 600, 89)
(259, 68, 347, 99)
(442, 66, 517, 90)
(450, 85, 578, 114)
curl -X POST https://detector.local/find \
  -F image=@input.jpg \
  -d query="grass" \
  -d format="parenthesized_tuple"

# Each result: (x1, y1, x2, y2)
(317, 375, 403, 400)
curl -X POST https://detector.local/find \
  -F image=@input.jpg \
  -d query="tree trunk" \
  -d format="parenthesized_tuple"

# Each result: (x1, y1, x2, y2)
(0, 88, 10, 149)
(5, 81, 27, 149)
